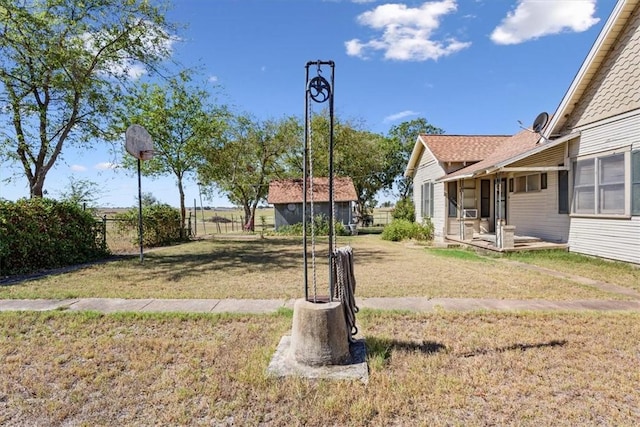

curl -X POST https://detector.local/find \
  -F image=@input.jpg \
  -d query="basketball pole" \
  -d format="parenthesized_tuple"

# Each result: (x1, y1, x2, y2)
(137, 156, 144, 263)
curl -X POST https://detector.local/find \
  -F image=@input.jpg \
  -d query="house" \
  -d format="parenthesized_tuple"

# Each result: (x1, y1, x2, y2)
(405, 0, 640, 264)
(267, 177, 358, 230)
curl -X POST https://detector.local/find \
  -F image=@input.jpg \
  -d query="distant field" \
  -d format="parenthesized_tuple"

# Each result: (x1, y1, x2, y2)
(95, 206, 394, 253)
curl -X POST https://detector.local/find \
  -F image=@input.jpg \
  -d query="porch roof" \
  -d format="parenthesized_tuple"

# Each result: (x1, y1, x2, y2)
(437, 130, 580, 182)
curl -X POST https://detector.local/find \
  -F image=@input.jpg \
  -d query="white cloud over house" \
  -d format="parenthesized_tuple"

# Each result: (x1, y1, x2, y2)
(70, 164, 87, 172)
(490, 0, 600, 45)
(384, 110, 421, 123)
(345, 0, 471, 61)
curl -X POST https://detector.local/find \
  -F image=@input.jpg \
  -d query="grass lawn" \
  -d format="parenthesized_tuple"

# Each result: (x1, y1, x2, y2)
(0, 236, 633, 301)
(505, 250, 640, 292)
(1, 310, 639, 426)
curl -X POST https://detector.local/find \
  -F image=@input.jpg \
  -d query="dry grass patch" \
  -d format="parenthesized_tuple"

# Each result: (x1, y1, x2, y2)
(1, 310, 639, 425)
(0, 236, 630, 300)
(506, 250, 640, 292)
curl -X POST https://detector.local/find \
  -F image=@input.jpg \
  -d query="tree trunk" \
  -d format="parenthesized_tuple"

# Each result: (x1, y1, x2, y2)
(30, 174, 45, 198)
(178, 176, 186, 239)
(242, 203, 254, 232)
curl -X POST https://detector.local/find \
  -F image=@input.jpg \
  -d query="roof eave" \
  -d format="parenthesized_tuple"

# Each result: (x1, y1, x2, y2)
(544, 0, 637, 137)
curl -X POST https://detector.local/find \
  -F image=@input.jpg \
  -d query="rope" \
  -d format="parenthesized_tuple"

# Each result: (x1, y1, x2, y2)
(332, 246, 358, 342)
(307, 90, 317, 302)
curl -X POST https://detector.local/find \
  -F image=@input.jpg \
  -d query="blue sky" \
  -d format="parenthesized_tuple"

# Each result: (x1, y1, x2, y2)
(0, 0, 617, 208)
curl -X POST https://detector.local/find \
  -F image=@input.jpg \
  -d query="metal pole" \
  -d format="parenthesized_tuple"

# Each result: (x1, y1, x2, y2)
(137, 158, 144, 263)
(193, 199, 197, 236)
(328, 61, 335, 302)
(198, 182, 207, 234)
(303, 63, 310, 301)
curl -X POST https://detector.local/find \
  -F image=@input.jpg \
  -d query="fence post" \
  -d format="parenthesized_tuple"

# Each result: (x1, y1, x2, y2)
(188, 212, 192, 237)
(102, 215, 107, 249)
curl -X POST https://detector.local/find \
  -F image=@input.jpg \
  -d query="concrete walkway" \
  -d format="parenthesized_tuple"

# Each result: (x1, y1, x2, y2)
(1, 296, 640, 314)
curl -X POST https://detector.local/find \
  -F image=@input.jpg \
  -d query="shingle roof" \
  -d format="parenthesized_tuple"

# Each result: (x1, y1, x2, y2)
(267, 177, 358, 204)
(420, 134, 509, 163)
(441, 130, 542, 181)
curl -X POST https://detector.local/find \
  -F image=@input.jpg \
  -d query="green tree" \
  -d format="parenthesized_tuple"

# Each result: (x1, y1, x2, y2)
(387, 118, 444, 199)
(0, 0, 176, 197)
(118, 72, 226, 235)
(298, 113, 396, 220)
(198, 114, 300, 231)
(57, 176, 102, 209)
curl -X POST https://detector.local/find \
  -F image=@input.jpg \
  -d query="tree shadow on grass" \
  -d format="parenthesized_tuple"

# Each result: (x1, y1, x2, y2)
(138, 237, 390, 282)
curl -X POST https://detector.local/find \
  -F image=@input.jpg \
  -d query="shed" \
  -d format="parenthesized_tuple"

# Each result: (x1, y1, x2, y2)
(267, 177, 358, 230)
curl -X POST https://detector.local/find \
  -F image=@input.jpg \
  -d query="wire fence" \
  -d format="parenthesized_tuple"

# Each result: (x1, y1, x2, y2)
(96, 207, 394, 253)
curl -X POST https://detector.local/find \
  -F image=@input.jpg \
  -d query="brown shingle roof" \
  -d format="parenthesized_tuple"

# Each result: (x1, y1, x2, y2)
(420, 134, 509, 163)
(267, 177, 358, 204)
(442, 130, 542, 181)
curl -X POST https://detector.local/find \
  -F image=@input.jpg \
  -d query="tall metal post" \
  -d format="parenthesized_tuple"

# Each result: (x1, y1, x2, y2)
(327, 61, 335, 302)
(303, 64, 310, 301)
(304, 60, 335, 302)
(137, 158, 144, 263)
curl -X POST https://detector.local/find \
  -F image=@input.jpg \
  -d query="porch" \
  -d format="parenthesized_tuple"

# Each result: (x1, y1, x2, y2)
(445, 232, 569, 253)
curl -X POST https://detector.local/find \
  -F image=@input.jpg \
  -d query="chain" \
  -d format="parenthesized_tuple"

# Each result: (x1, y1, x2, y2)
(307, 89, 317, 302)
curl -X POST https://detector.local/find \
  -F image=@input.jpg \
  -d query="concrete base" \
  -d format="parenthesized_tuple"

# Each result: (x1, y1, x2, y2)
(290, 299, 350, 366)
(267, 336, 368, 384)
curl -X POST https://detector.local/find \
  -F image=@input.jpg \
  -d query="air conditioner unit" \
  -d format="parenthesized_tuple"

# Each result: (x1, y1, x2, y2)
(462, 209, 478, 219)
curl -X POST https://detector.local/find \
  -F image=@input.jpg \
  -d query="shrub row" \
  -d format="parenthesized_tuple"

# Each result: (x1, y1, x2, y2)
(114, 204, 186, 247)
(381, 218, 434, 242)
(273, 214, 349, 237)
(0, 198, 109, 276)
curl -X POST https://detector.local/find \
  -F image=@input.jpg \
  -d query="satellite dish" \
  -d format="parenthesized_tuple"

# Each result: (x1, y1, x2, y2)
(532, 112, 549, 133)
(125, 124, 154, 160)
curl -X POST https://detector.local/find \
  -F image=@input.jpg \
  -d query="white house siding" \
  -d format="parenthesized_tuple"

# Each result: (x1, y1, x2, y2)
(508, 171, 570, 242)
(569, 217, 640, 264)
(572, 111, 640, 156)
(413, 156, 447, 239)
(565, 115, 640, 264)
(561, 4, 640, 133)
(506, 142, 569, 242)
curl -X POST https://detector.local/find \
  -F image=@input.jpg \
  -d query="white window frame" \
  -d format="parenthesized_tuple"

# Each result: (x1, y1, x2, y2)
(570, 147, 631, 218)
(514, 173, 541, 193)
(421, 181, 435, 219)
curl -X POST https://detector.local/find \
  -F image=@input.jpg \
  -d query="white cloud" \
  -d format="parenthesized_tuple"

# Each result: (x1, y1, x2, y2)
(491, 0, 600, 45)
(384, 110, 421, 122)
(345, 0, 471, 61)
(208, 75, 219, 83)
(95, 162, 119, 170)
(70, 164, 87, 172)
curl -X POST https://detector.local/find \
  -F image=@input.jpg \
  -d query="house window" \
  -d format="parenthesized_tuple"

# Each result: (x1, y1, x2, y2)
(421, 181, 434, 218)
(515, 173, 542, 193)
(541, 173, 548, 190)
(558, 169, 569, 214)
(462, 180, 476, 210)
(480, 179, 490, 218)
(572, 151, 628, 216)
(447, 181, 457, 218)
(632, 151, 640, 215)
